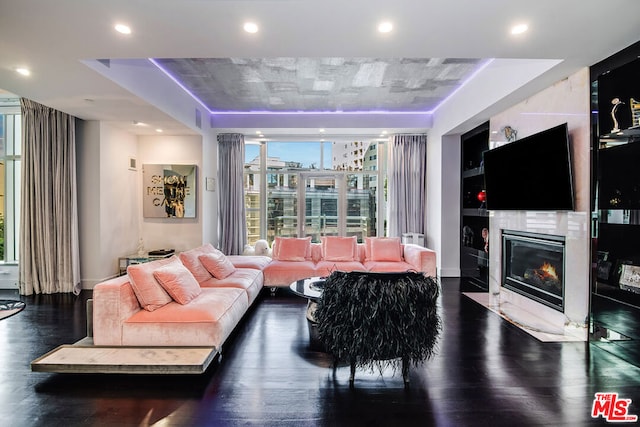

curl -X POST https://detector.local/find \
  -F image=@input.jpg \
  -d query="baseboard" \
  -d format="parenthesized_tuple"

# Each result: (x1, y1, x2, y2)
(439, 268, 460, 278)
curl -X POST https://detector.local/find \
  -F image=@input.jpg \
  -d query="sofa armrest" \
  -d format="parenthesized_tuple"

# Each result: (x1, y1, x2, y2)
(403, 244, 437, 277)
(93, 275, 141, 345)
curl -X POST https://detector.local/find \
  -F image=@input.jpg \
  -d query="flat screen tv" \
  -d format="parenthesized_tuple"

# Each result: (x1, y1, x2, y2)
(483, 123, 574, 211)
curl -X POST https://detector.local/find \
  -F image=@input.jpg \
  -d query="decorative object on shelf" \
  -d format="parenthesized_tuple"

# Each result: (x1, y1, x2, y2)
(137, 238, 145, 256)
(631, 98, 640, 128)
(315, 270, 441, 385)
(596, 251, 612, 281)
(481, 227, 489, 253)
(619, 264, 640, 293)
(501, 125, 517, 142)
(462, 226, 474, 246)
(477, 190, 486, 202)
(143, 164, 197, 218)
(611, 97, 625, 133)
(148, 249, 175, 256)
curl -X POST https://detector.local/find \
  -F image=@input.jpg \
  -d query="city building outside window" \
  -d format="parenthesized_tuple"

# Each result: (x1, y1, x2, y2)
(243, 140, 385, 246)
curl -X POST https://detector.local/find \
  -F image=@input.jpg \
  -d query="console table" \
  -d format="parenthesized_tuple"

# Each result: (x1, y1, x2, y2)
(118, 251, 174, 276)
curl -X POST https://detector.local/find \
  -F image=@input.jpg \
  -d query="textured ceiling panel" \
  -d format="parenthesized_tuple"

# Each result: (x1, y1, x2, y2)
(155, 57, 483, 112)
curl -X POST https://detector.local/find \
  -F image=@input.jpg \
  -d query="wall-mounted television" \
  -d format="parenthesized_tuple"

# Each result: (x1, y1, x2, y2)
(483, 123, 574, 211)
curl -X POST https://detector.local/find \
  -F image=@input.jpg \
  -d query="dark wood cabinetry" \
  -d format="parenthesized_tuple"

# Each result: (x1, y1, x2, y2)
(460, 121, 490, 291)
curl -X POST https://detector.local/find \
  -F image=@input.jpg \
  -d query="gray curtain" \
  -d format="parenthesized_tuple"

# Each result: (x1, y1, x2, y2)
(217, 133, 247, 255)
(19, 99, 80, 295)
(388, 134, 428, 238)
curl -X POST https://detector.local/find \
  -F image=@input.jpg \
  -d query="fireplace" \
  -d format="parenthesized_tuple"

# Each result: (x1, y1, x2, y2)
(502, 230, 565, 312)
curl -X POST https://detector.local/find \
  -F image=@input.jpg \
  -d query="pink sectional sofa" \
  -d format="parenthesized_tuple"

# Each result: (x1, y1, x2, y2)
(263, 236, 437, 287)
(92, 237, 436, 350)
(92, 245, 270, 349)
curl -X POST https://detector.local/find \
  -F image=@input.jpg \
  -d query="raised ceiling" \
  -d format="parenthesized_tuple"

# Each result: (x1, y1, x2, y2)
(154, 57, 484, 113)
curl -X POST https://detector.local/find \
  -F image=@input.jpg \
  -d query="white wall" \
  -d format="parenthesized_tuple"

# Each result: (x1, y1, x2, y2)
(78, 128, 206, 289)
(77, 121, 139, 288)
(201, 129, 218, 247)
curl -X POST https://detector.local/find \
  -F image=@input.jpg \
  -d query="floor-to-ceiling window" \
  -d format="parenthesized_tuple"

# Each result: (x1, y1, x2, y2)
(244, 140, 384, 246)
(0, 108, 21, 262)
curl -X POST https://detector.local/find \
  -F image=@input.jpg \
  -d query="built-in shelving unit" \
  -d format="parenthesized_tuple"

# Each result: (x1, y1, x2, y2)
(460, 121, 490, 291)
(591, 41, 640, 364)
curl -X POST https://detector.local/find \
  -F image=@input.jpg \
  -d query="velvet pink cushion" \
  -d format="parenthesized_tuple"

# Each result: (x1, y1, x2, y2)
(179, 244, 221, 283)
(127, 256, 175, 311)
(322, 236, 357, 261)
(152, 260, 202, 305)
(273, 237, 311, 261)
(199, 252, 236, 279)
(369, 237, 403, 262)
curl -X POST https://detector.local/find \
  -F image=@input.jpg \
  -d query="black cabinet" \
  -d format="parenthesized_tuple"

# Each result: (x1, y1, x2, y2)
(591, 42, 640, 364)
(460, 121, 490, 291)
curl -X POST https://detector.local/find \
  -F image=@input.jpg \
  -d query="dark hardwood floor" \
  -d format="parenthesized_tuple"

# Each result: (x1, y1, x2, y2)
(1, 278, 640, 426)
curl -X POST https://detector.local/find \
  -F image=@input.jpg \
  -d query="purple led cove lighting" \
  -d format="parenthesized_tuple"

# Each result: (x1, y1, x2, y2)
(429, 58, 495, 113)
(210, 110, 431, 115)
(150, 57, 491, 116)
(149, 58, 211, 111)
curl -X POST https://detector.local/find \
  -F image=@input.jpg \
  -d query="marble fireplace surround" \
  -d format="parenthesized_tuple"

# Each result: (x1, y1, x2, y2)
(488, 211, 590, 340)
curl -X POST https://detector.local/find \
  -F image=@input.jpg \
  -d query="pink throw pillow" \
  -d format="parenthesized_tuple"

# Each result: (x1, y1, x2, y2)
(273, 237, 311, 261)
(127, 256, 176, 311)
(322, 236, 357, 262)
(153, 261, 202, 305)
(199, 252, 236, 279)
(179, 243, 222, 283)
(370, 237, 403, 262)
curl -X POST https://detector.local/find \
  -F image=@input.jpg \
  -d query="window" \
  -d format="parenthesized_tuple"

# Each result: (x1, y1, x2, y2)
(244, 140, 384, 245)
(0, 109, 21, 262)
(244, 144, 261, 243)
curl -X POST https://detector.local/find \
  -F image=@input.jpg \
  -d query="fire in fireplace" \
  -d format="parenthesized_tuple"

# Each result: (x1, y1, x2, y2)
(502, 230, 565, 311)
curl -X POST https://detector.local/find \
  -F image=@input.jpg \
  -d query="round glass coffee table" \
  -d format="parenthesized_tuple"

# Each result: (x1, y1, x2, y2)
(289, 277, 327, 351)
(289, 277, 326, 322)
(0, 300, 26, 321)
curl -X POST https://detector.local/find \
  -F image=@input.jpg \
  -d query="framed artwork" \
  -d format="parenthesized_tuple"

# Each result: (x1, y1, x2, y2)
(143, 164, 197, 218)
(612, 259, 633, 286)
(619, 264, 640, 293)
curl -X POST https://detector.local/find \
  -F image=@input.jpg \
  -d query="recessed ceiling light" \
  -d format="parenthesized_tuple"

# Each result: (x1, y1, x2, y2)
(16, 67, 30, 76)
(115, 23, 132, 35)
(243, 22, 259, 34)
(319, 128, 325, 133)
(511, 23, 528, 35)
(156, 128, 163, 133)
(378, 22, 393, 33)
(255, 130, 261, 134)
